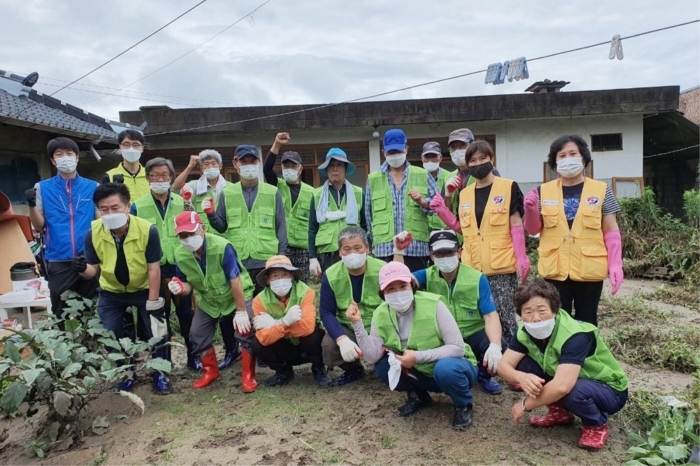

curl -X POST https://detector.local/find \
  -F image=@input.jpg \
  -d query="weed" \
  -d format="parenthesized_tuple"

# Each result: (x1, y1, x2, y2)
(88, 453, 108, 466)
(618, 389, 668, 431)
(647, 285, 700, 313)
(379, 434, 395, 449)
(625, 408, 699, 465)
(599, 293, 669, 328)
(167, 403, 185, 415)
(25, 440, 46, 459)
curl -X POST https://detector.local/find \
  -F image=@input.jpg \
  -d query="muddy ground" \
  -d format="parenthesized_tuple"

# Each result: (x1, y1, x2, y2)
(0, 279, 697, 466)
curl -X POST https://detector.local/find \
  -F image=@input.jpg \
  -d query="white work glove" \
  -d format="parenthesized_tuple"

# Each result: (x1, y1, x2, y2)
(483, 343, 503, 374)
(253, 313, 277, 330)
(282, 305, 303, 327)
(146, 297, 167, 339)
(393, 231, 413, 255)
(168, 277, 185, 296)
(337, 336, 363, 362)
(310, 258, 322, 278)
(233, 309, 251, 335)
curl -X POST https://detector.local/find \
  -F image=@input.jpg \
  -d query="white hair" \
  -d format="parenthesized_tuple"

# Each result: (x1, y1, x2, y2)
(198, 149, 222, 165)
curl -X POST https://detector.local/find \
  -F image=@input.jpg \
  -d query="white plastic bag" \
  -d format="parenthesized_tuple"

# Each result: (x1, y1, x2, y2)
(387, 351, 402, 391)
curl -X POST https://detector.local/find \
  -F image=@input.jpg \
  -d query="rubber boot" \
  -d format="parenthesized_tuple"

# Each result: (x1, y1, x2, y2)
(529, 402, 575, 427)
(240, 349, 258, 393)
(192, 347, 220, 389)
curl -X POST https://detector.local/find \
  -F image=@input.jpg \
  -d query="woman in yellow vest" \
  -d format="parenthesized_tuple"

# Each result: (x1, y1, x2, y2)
(348, 261, 478, 430)
(523, 135, 624, 326)
(430, 140, 530, 343)
(102, 130, 150, 202)
(498, 279, 628, 451)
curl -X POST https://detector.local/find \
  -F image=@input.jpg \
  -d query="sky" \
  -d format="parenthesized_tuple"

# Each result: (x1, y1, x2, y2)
(0, 0, 698, 122)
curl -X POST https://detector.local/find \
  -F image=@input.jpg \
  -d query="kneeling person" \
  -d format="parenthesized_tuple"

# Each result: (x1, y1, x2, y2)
(251, 256, 332, 387)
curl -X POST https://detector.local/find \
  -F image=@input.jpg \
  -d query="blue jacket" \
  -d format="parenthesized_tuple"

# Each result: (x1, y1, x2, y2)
(39, 174, 98, 261)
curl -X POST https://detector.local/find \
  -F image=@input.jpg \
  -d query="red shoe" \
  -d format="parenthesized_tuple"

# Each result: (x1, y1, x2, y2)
(192, 347, 220, 389)
(240, 349, 258, 393)
(529, 403, 575, 427)
(578, 425, 609, 451)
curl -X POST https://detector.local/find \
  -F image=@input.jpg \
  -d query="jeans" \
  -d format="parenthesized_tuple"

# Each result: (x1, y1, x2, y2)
(251, 327, 325, 371)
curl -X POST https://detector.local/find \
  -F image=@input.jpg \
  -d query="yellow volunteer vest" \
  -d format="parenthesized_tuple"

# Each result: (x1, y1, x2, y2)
(107, 164, 150, 201)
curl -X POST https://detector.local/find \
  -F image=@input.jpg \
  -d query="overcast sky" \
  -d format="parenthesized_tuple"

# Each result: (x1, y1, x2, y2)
(1, 0, 698, 122)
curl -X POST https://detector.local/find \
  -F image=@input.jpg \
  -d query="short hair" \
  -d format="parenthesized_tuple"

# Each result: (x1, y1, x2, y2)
(198, 149, 222, 165)
(547, 135, 591, 170)
(145, 157, 175, 180)
(338, 226, 369, 249)
(46, 137, 80, 158)
(93, 182, 130, 206)
(513, 278, 561, 316)
(465, 140, 495, 164)
(118, 129, 145, 145)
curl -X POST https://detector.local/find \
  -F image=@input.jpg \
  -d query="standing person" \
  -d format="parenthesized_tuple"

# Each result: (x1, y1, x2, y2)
(365, 129, 439, 272)
(25, 137, 99, 323)
(522, 135, 623, 326)
(207, 145, 287, 296)
(443, 129, 502, 205)
(263, 133, 314, 282)
(319, 226, 384, 386)
(103, 130, 150, 202)
(308, 148, 367, 276)
(77, 183, 171, 394)
(168, 212, 258, 392)
(250, 255, 332, 387)
(499, 279, 628, 451)
(349, 261, 478, 429)
(132, 158, 198, 370)
(421, 141, 451, 232)
(430, 140, 530, 343)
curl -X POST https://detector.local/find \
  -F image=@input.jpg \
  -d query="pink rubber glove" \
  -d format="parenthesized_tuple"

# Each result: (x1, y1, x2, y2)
(523, 187, 542, 235)
(510, 225, 530, 282)
(429, 194, 461, 232)
(604, 230, 624, 295)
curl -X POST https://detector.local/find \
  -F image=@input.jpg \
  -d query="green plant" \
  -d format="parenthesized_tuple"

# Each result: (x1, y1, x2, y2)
(599, 292, 669, 328)
(647, 285, 700, 313)
(618, 389, 669, 431)
(625, 409, 699, 465)
(683, 189, 700, 229)
(379, 434, 395, 449)
(26, 440, 47, 458)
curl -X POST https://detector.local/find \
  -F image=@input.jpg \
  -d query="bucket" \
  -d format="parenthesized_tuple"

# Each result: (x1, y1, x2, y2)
(10, 262, 38, 291)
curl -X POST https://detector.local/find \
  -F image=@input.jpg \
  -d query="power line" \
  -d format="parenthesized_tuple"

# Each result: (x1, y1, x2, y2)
(79, 0, 274, 106)
(643, 144, 700, 158)
(35, 81, 202, 108)
(148, 19, 700, 137)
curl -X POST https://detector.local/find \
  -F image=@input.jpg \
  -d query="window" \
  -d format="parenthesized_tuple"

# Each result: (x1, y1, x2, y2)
(405, 135, 497, 172)
(543, 161, 594, 182)
(0, 156, 40, 204)
(591, 133, 623, 152)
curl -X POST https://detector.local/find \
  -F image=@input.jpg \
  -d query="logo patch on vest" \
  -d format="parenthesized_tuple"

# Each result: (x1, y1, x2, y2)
(586, 196, 600, 206)
(492, 195, 504, 205)
(468, 311, 475, 317)
(459, 204, 472, 209)
(542, 200, 559, 206)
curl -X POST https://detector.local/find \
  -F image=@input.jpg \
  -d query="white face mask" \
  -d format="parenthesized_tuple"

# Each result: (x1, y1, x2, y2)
(556, 157, 584, 178)
(434, 255, 459, 273)
(150, 182, 170, 195)
(385, 289, 414, 313)
(102, 213, 128, 230)
(121, 148, 142, 163)
(203, 167, 220, 180)
(282, 168, 299, 183)
(239, 164, 259, 180)
(55, 156, 77, 174)
(385, 153, 407, 168)
(451, 149, 466, 167)
(523, 318, 556, 340)
(342, 252, 367, 270)
(180, 234, 204, 252)
(423, 161, 439, 173)
(270, 278, 293, 296)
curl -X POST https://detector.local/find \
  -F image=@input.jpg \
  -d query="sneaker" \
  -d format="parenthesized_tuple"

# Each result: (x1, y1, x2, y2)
(312, 366, 333, 388)
(332, 366, 364, 386)
(478, 374, 503, 395)
(578, 425, 609, 451)
(262, 369, 295, 387)
(451, 404, 473, 429)
(529, 403, 575, 428)
(397, 391, 432, 417)
(117, 374, 137, 392)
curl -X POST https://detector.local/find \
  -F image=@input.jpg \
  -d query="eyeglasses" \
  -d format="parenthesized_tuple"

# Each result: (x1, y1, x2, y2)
(148, 174, 171, 181)
(120, 142, 144, 150)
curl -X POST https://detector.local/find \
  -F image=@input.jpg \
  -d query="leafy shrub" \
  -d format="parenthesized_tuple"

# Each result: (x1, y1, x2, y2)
(683, 189, 700, 229)
(625, 408, 699, 465)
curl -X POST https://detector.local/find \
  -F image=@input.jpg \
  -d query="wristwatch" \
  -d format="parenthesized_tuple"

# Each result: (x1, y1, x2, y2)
(521, 398, 532, 413)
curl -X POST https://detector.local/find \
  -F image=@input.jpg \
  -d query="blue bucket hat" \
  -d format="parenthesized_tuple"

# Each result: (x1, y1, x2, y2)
(318, 148, 356, 177)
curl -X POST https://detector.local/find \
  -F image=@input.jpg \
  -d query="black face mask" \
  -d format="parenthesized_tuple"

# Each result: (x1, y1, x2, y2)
(469, 161, 493, 180)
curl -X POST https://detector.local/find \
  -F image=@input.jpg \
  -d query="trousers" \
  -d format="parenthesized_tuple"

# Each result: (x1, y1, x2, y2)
(190, 299, 253, 357)
(546, 278, 604, 326)
(250, 327, 325, 371)
(464, 329, 506, 379)
(46, 260, 98, 321)
(321, 325, 362, 370)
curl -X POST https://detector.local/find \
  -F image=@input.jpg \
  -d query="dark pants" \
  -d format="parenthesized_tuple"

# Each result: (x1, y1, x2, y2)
(247, 268, 266, 297)
(190, 299, 253, 357)
(464, 329, 506, 379)
(251, 327, 325, 371)
(318, 252, 341, 273)
(46, 260, 98, 320)
(374, 354, 477, 407)
(516, 355, 628, 426)
(321, 326, 362, 369)
(287, 246, 310, 283)
(546, 278, 604, 326)
(376, 255, 429, 273)
(161, 278, 193, 357)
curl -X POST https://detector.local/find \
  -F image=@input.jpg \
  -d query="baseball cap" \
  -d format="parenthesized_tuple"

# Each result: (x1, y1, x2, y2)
(280, 151, 302, 165)
(383, 129, 408, 152)
(234, 145, 260, 160)
(429, 230, 459, 253)
(256, 255, 302, 288)
(379, 261, 414, 291)
(318, 148, 356, 177)
(174, 211, 203, 234)
(422, 141, 441, 156)
(447, 128, 474, 146)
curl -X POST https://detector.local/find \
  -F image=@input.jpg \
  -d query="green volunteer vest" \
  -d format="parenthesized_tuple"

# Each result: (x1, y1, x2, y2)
(134, 192, 184, 265)
(91, 215, 151, 293)
(107, 164, 150, 201)
(373, 291, 477, 376)
(222, 182, 279, 261)
(516, 310, 628, 392)
(425, 263, 484, 338)
(191, 183, 223, 237)
(277, 179, 313, 249)
(428, 168, 452, 231)
(173, 234, 254, 318)
(313, 184, 364, 254)
(368, 165, 430, 245)
(258, 280, 315, 345)
(326, 256, 384, 332)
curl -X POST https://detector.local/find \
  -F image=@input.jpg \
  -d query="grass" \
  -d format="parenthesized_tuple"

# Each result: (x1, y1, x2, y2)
(647, 284, 700, 313)
(598, 292, 670, 329)
(379, 434, 395, 449)
(616, 389, 669, 431)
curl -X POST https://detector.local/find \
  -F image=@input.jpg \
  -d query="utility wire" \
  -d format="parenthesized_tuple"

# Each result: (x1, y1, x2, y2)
(36, 82, 203, 108)
(643, 144, 700, 158)
(148, 19, 700, 137)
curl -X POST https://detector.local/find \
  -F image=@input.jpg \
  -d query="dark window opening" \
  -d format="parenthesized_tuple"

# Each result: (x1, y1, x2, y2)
(591, 133, 623, 152)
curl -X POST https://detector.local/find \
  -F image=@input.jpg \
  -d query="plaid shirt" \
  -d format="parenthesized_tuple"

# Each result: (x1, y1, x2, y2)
(365, 162, 438, 258)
